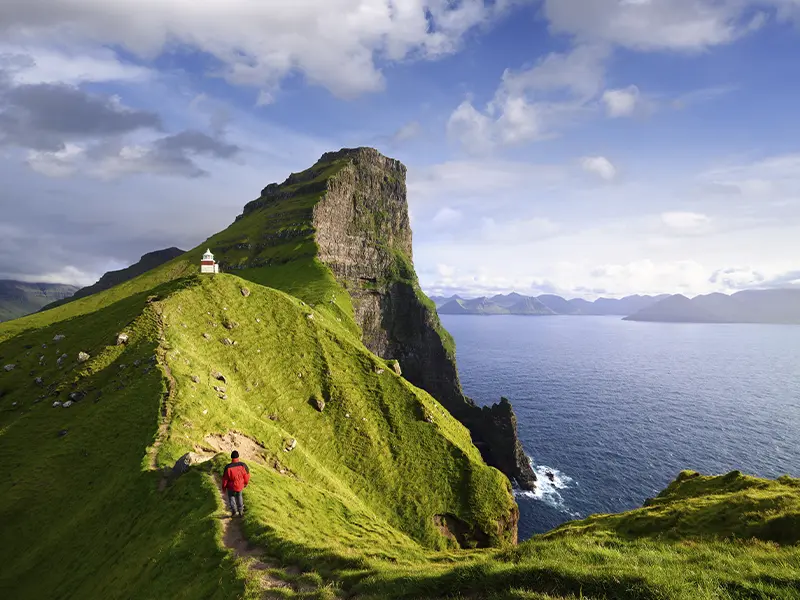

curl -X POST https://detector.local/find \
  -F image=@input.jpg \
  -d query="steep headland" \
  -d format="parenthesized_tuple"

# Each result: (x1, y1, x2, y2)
(1, 148, 797, 599)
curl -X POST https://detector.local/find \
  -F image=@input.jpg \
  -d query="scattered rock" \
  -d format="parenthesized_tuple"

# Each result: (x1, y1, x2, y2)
(375, 368, 385, 375)
(53, 334, 65, 342)
(42, 343, 47, 349)
(268, 414, 278, 421)
(256, 318, 261, 323)
(202, 333, 212, 340)
(133, 359, 140, 366)
(306, 313, 314, 320)
(52, 401, 62, 408)
(116, 333, 129, 345)
(212, 371, 227, 383)
(69, 391, 85, 401)
(119, 364, 127, 370)
(390, 360, 402, 376)
(35, 377, 43, 385)
(169, 452, 212, 479)
(284, 438, 297, 452)
(220, 394, 228, 400)
(297, 372, 303, 379)
(63, 400, 74, 408)
(213, 385, 226, 394)
(77, 352, 90, 363)
(202, 409, 208, 415)
(221, 338, 234, 346)
(313, 396, 325, 412)
(345, 413, 350, 418)
(191, 375, 200, 384)
(222, 319, 238, 330)
(240, 287, 251, 297)
(56, 353, 67, 366)
(58, 429, 68, 437)
(11, 402, 17, 407)
(3, 364, 15, 372)
(423, 410, 434, 423)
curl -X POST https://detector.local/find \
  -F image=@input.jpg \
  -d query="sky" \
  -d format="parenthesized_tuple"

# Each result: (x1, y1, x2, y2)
(2, 0, 800, 300)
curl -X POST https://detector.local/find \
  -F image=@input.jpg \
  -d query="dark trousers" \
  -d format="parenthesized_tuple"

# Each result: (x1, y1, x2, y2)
(227, 490, 243, 513)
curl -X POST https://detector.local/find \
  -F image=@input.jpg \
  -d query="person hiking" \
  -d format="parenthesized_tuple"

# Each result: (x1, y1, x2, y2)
(221, 450, 250, 517)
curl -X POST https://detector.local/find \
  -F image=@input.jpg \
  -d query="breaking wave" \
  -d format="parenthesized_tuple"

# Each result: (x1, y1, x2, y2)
(514, 460, 581, 519)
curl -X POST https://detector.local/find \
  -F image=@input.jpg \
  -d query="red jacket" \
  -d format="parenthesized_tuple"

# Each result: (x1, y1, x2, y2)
(222, 458, 250, 492)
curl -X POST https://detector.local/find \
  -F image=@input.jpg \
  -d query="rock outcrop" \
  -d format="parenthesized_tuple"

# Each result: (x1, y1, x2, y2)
(253, 147, 536, 489)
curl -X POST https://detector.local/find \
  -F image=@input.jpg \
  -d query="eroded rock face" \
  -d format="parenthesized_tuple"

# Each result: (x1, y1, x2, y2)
(308, 148, 536, 492)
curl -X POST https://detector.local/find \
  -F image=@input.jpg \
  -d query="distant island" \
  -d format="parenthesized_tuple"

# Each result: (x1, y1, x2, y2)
(431, 293, 669, 317)
(431, 290, 800, 324)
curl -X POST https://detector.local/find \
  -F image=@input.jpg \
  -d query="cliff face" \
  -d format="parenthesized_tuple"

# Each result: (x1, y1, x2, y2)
(309, 148, 537, 490)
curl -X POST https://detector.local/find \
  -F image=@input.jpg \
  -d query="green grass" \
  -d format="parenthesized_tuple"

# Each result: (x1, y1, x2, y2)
(1, 152, 799, 599)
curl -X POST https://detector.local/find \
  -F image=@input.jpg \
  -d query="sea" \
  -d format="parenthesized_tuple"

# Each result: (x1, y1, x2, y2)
(440, 314, 800, 539)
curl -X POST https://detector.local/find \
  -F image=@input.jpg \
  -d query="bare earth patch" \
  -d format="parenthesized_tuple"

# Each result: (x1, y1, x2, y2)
(203, 431, 269, 463)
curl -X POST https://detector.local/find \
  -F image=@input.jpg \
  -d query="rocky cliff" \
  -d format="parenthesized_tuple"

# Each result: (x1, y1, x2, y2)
(251, 147, 537, 489)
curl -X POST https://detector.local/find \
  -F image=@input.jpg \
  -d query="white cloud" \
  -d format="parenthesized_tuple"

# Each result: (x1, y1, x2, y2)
(0, 0, 522, 99)
(602, 85, 640, 117)
(481, 216, 560, 243)
(660, 211, 711, 231)
(448, 45, 605, 153)
(541, 0, 767, 52)
(392, 121, 423, 143)
(432, 207, 463, 226)
(580, 155, 617, 181)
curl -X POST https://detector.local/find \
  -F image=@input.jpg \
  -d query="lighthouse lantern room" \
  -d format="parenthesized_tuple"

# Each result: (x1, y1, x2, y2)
(200, 249, 219, 274)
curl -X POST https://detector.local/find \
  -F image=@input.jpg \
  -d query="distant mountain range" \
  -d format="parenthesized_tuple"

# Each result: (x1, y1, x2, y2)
(0, 281, 78, 322)
(624, 289, 800, 324)
(42, 247, 185, 311)
(432, 290, 800, 324)
(431, 293, 670, 317)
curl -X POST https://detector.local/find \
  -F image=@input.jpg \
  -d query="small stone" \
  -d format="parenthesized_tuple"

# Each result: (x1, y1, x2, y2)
(375, 368, 384, 375)
(69, 391, 85, 401)
(306, 314, 314, 320)
(268, 414, 278, 421)
(256, 318, 261, 323)
(313, 397, 325, 412)
(77, 352, 90, 363)
(345, 413, 350, 418)
(240, 287, 251, 297)
(35, 377, 43, 385)
(284, 438, 297, 452)
(223, 320, 238, 330)
(213, 385, 226, 393)
(11, 402, 17, 407)
(202, 409, 208, 415)
(3, 364, 15, 371)
(53, 334, 65, 342)
(57, 353, 67, 366)
(52, 401, 62, 408)
(191, 375, 200, 384)
(221, 338, 234, 346)
(133, 360, 140, 366)
(116, 333, 129, 345)
(220, 394, 228, 400)
(297, 372, 302, 378)
(119, 364, 127, 370)
(391, 360, 402, 376)
(212, 371, 227, 383)
(202, 333, 212, 340)
(58, 429, 68, 437)
(223, 307, 228, 311)
(63, 400, 74, 408)
(42, 344, 47, 349)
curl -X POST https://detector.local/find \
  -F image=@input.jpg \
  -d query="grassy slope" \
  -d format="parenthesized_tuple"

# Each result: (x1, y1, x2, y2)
(2, 152, 799, 599)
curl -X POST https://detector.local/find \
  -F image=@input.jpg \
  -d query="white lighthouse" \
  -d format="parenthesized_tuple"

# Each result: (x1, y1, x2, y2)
(200, 249, 219, 274)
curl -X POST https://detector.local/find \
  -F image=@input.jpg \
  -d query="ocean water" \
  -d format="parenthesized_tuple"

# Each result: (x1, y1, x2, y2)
(440, 315, 800, 539)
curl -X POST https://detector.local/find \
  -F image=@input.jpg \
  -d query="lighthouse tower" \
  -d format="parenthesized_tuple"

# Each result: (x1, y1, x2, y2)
(200, 249, 219, 274)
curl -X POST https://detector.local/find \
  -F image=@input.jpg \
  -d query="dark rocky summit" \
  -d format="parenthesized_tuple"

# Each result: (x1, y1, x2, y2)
(258, 147, 536, 489)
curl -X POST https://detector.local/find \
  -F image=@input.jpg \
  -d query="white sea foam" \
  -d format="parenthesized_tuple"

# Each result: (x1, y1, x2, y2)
(514, 459, 581, 518)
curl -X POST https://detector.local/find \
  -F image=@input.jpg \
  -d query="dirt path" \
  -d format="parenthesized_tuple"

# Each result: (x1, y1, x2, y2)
(216, 483, 302, 597)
